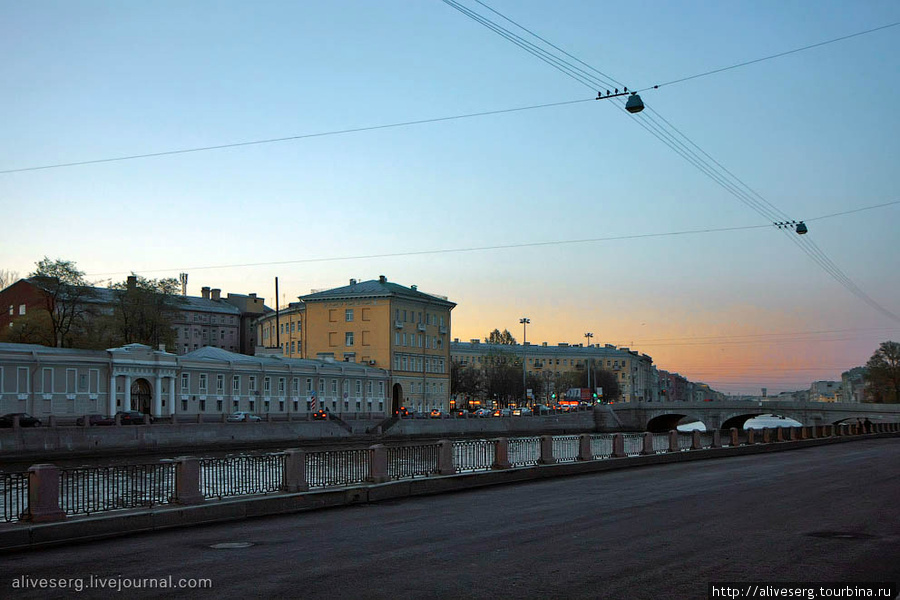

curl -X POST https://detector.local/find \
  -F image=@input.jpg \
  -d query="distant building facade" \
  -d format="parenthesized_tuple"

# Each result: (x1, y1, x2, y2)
(840, 367, 867, 403)
(0, 278, 268, 356)
(297, 277, 455, 413)
(451, 340, 658, 403)
(0, 342, 389, 419)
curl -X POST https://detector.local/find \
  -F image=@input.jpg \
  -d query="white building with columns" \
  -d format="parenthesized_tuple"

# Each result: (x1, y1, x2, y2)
(0, 342, 390, 419)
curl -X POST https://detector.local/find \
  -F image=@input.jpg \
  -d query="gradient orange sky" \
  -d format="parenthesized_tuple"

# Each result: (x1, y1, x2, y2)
(2, 1, 898, 394)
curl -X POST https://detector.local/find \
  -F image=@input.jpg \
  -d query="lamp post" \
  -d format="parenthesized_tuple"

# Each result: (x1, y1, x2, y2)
(520, 317, 530, 407)
(584, 332, 593, 402)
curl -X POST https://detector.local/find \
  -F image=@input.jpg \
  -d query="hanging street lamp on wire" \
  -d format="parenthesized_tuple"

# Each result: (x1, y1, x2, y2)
(596, 87, 645, 113)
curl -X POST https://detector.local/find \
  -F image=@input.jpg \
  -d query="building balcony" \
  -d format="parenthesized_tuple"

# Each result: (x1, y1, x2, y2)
(417, 323, 426, 332)
(439, 326, 447, 334)
(394, 320, 403, 329)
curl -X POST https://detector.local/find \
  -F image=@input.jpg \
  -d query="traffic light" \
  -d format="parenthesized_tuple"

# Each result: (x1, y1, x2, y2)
(551, 393, 556, 400)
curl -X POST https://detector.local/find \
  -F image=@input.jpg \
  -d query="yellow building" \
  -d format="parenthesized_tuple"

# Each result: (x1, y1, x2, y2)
(257, 302, 305, 358)
(297, 276, 455, 413)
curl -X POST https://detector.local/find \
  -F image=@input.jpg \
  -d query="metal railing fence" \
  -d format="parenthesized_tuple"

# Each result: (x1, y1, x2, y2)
(622, 433, 644, 456)
(452, 439, 496, 473)
(590, 434, 614, 459)
(508, 437, 540, 467)
(553, 435, 580, 463)
(652, 433, 670, 454)
(59, 463, 176, 516)
(387, 444, 441, 480)
(200, 454, 285, 500)
(1, 472, 29, 523)
(306, 449, 370, 488)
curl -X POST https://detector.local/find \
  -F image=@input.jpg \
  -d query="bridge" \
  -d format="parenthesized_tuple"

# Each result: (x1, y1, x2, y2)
(598, 400, 900, 432)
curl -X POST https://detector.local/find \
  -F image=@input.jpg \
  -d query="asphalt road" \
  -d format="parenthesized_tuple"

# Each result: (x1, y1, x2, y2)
(2, 439, 898, 599)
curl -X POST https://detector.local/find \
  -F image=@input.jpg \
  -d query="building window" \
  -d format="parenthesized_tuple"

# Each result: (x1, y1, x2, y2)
(345, 332, 354, 346)
(306, 378, 313, 392)
(278, 377, 285, 394)
(345, 309, 354, 322)
(199, 374, 208, 393)
(216, 374, 224, 394)
(249, 376, 257, 392)
(233, 375, 240, 392)
(331, 379, 337, 396)
(181, 373, 190, 393)
(264, 377, 271, 393)
(18, 304, 26, 315)
(356, 380, 362, 395)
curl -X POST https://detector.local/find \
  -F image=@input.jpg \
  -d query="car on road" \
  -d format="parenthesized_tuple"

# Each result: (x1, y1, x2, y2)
(312, 409, 329, 421)
(0, 413, 42, 428)
(116, 411, 150, 425)
(492, 408, 512, 417)
(532, 405, 551, 415)
(514, 407, 533, 416)
(450, 409, 468, 418)
(430, 409, 446, 419)
(75, 414, 110, 426)
(473, 408, 492, 418)
(227, 411, 262, 422)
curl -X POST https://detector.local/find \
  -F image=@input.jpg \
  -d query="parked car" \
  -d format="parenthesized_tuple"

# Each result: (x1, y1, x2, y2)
(312, 409, 328, 421)
(430, 409, 445, 419)
(492, 408, 512, 417)
(0, 413, 42, 428)
(396, 406, 412, 418)
(473, 408, 492, 418)
(533, 404, 551, 415)
(450, 409, 468, 418)
(516, 407, 533, 416)
(227, 411, 262, 422)
(116, 411, 150, 425)
(412, 411, 429, 419)
(75, 414, 109, 426)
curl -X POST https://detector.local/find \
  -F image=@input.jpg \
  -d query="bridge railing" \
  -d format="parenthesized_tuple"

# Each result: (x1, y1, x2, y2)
(5, 423, 897, 524)
(1, 472, 28, 523)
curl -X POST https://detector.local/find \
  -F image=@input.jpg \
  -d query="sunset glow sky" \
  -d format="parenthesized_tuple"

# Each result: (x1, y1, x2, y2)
(2, 1, 899, 394)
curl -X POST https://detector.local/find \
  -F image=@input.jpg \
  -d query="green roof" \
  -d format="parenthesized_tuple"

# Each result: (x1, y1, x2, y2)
(300, 278, 455, 308)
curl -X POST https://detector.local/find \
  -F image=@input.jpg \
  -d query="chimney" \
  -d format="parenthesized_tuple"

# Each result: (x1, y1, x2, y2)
(350, 278, 357, 285)
(127, 275, 137, 291)
(211, 288, 221, 301)
(201, 286, 210, 300)
(249, 293, 256, 299)
(379, 275, 386, 283)
(411, 285, 417, 291)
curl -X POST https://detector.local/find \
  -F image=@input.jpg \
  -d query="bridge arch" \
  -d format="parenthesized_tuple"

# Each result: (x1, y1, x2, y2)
(646, 413, 706, 433)
(721, 413, 764, 431)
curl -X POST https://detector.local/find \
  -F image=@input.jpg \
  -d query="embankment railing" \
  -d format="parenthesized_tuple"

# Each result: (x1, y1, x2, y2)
(3, 422, 895, 524)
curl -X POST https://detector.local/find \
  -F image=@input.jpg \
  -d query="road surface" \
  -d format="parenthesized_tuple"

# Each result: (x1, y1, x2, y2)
(3, 438, 898, 599)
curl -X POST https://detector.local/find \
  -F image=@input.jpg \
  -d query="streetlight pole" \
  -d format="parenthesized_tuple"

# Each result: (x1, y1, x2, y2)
(520, 317, 530, 407)
(584, 332, 593, 403)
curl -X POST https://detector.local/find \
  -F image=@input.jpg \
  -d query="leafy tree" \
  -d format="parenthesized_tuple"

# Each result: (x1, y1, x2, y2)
(865, 341, 900, 403)
(107, 275, 183, 350)
(485, 328, 517, 345)
(29, 257, 97, 347)
(0, 269, 19, 290)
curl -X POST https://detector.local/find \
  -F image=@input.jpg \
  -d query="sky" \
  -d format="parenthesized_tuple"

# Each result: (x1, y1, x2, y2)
(2, 0, 899, 394)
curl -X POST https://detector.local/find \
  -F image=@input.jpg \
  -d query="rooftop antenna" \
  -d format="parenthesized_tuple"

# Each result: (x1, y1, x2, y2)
(179, 273, 188, 296)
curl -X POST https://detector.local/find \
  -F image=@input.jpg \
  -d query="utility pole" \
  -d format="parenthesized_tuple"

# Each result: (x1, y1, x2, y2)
(520, 317, 530, 407)
(584, 332, 593, 402)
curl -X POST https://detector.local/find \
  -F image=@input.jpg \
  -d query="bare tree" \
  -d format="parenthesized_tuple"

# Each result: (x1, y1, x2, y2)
(0, 269, 19, 290)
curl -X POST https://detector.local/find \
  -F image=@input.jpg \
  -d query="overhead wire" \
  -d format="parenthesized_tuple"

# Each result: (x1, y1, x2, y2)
(641, 21, 900, 91)
(443, 0, 900, 324)
(0, 98, 594, 174)
(81, 199, 897, 277)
